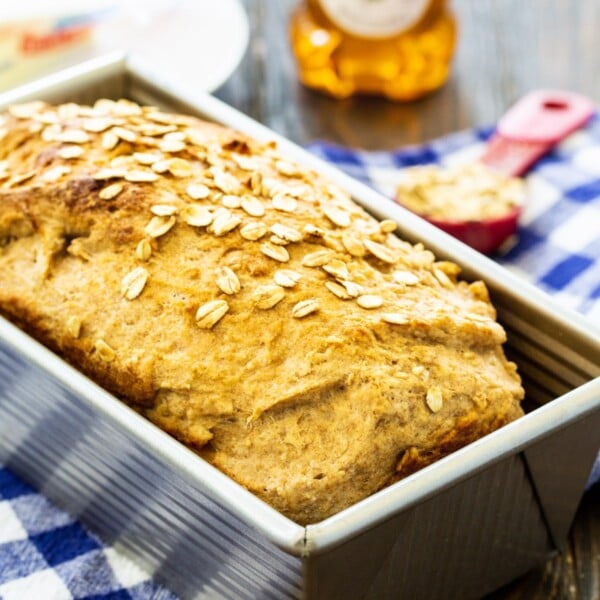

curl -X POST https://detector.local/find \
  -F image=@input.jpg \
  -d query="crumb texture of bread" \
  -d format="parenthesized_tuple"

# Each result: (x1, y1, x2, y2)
(0, 100, 524, 524)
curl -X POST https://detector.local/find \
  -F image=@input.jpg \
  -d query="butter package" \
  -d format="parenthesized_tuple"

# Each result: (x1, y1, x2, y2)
(0, 1, 113, 91)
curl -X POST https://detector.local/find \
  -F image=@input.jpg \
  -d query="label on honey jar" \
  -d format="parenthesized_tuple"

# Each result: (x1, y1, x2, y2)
(318, 0, 430, 39)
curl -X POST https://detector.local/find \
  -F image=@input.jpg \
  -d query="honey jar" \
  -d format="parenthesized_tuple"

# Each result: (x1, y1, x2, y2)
(289, 0, 457, 101)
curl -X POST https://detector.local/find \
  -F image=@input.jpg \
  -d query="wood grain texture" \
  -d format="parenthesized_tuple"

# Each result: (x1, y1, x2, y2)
(217, 0, 600, 149)
(215, 1, 600, 597)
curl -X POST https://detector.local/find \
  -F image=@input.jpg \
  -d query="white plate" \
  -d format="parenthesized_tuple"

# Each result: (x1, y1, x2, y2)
(100, 0, 250, 92)
(0, 0, 249, 93)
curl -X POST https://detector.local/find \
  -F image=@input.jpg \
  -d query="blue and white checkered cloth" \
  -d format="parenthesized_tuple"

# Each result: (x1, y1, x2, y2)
(0, 468, 176, 600)
(1, 119, 600, 599)
(308, 117, 600, 322)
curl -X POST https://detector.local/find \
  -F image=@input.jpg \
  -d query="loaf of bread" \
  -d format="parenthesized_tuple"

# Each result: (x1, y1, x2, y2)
(0, 100, 524, 524)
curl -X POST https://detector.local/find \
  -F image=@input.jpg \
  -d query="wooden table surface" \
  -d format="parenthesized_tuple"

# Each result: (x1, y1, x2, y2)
(216, 1, 599, 598)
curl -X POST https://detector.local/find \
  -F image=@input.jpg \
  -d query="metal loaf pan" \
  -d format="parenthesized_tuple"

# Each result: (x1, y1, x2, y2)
(0, 54, 598, 600)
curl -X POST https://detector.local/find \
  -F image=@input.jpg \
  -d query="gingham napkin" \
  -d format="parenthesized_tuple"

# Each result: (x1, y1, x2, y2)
(1, 119, 600, 600)
(308, 118, 600, 323)
(0, 468, 176, 599)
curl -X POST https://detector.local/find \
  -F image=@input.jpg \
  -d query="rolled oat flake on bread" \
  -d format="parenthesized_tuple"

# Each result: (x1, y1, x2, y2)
(0, 99, 524, 524)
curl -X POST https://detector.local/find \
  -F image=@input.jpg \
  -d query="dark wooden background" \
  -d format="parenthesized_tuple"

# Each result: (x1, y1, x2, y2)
(217, 0, 600, 149)
(215, 1, 600, 598)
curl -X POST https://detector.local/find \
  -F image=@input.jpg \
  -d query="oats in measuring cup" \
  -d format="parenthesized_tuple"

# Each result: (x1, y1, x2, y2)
(396, 162, 525, 222)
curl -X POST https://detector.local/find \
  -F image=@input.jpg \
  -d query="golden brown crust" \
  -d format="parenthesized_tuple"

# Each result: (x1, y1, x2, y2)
(0, 100, 524, 524)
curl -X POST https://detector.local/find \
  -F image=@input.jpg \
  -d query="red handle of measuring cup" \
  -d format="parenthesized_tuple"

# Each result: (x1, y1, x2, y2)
(497, 90, 595, 143)
(480, 90, 595, 177)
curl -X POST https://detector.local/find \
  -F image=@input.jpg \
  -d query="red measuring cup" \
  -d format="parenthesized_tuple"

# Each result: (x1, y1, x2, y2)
(396, 90, 595, 254)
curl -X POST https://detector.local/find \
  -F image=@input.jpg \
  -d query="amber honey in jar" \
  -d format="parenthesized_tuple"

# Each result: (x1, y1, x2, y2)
(289, 0, 457, 101)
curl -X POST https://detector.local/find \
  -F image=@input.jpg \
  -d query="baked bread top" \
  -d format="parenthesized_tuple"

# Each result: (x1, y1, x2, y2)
(0, 99, 524, 524)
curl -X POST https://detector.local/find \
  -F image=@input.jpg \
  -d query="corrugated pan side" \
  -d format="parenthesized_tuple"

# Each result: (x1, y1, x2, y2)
(0, 319, 304, 600)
